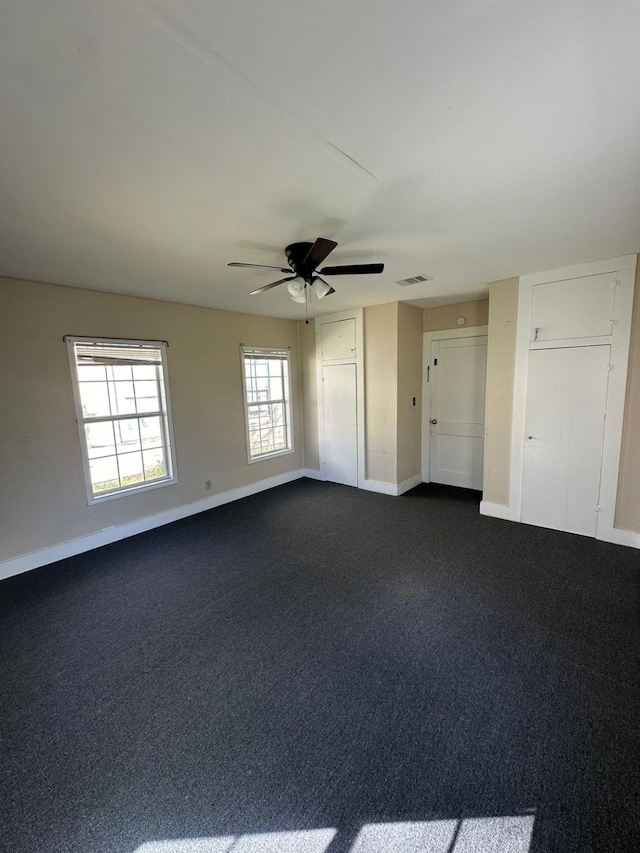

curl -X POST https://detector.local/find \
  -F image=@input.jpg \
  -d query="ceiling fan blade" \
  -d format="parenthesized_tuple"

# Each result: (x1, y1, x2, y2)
(304, 238, 338, 270)
(229, 262, 292, 272)
(249, 277, 294, 295)
(320, 263, 384, 276)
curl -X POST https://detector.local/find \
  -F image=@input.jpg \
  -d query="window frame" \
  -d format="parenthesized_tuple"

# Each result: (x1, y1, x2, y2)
(241, 345, 294, 463)
(66, 335, 178, 505)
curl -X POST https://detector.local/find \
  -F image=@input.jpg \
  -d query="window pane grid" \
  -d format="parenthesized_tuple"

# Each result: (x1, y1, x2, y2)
(70, 339, 175, 499)
(89, 446, 169, 494)
(243, 348, 292, 460)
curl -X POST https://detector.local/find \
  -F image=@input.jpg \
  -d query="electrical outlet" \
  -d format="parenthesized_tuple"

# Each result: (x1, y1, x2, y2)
(205, 480, 212, 491)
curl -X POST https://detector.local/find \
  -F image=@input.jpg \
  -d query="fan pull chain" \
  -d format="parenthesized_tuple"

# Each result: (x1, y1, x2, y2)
(305, 283, 310, 324)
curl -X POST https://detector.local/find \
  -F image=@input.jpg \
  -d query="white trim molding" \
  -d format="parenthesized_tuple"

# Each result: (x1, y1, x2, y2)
(602, 528, 640, 549)
(361, 473, 423, 497)
(515, 254, 637, 286)
(480, 500, 519, 521)
(302, 468, 325, 480)
(0, 470, 306, 581)
(397, 473, 424, 495)
(360, 479, 397, 496)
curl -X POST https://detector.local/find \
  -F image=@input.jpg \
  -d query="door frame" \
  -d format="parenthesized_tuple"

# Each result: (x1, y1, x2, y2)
(421, 325, 488, 483)
(508, 254, 637, 547)
(315, 309, 366, 487)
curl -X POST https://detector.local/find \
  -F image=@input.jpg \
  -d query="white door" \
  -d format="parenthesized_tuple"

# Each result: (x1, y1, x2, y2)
(322, 363, 358, 487)
(428, 336, 487, 490)
(521, 345, 609, 536)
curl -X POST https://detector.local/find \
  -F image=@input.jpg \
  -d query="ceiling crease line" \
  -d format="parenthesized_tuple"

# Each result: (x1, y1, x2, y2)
(133, 0, 378, 182)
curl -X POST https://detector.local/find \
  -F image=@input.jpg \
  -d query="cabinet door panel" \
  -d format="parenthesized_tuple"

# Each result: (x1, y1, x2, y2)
(530, 273, 615, 342)
(320, 319, 356, 361)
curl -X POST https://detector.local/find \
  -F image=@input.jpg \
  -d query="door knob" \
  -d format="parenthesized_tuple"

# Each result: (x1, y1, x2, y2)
(430, 418, 438, 424)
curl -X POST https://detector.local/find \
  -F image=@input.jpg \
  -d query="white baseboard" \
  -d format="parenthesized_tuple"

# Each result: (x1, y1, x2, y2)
(397, 474, 423, 495)
(480, 500, 518, 521)
(479, 502, 639, 549)
(598, 527, 640, 549)
(361, 474, 423, 497)
(8, 470, 633, 584)
(302, 469, 325, 480)
(360, 479, 397, 495)
(0, 469, 306, 581)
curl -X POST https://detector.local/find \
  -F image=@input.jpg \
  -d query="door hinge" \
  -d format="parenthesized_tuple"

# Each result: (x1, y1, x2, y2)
(606, 364, 614, 372)
(433, 358, 438, 366)
(426, 365, 430, 382)
(594, 505, 603, 512)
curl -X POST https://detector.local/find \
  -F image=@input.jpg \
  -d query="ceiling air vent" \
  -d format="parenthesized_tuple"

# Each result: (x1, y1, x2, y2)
(395, 273, 433, 286)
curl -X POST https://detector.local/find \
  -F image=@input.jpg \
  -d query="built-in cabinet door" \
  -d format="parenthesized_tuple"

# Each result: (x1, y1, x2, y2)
(322, 363, 358, 487)
(429, 336, 487, 490)
(521, 345, 610, 536)
(530, 273, 616, 342)
(320, 318, 357, 361)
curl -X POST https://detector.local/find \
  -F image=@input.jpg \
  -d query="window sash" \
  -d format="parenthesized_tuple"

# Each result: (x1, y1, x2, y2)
(241, 346, 293, 461)
(67, 337, 177, 503)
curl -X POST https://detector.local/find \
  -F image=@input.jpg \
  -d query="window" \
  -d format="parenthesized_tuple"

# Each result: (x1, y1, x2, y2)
(241, 346, 293, 461)
(67, 337, 177, 503)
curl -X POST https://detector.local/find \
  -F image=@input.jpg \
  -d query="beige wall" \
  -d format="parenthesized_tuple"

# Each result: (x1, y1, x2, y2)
(298, 319, 319, 472)
(364, 302, 398, 484)
(482, 278, 519, 506)
(615, 261, 640, 532)
(424, 299, 489, 332)
(397, 303, 423, 483)
(0, 277, 303, 564)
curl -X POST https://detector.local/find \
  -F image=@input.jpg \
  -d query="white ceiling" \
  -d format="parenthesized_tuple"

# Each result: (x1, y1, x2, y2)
(1, 0, 639, 319)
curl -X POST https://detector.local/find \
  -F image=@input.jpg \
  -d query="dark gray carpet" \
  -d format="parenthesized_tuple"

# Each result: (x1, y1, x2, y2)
(1, 479, 639, 852)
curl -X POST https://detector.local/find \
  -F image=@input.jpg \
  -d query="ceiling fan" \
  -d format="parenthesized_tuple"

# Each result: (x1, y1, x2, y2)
(228, 238, 384, 304)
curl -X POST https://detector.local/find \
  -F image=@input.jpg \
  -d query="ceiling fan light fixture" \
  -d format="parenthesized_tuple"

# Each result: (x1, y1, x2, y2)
(287, 276, 307, 303)
(311, 277, 333, 300)
(229, 238, 384, 301)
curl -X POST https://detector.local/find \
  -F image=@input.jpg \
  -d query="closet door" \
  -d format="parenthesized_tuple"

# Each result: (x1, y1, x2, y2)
(317, 316, 360, 487)
(322, 363, 358, 487)
(521, 346, 609, 536)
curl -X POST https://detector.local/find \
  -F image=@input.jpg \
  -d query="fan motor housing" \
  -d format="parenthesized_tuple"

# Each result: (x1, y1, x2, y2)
(285, 242, 315, 278)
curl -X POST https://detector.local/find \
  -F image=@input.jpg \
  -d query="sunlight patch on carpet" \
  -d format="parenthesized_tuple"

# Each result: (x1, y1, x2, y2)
(135, 814, 534, 852)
